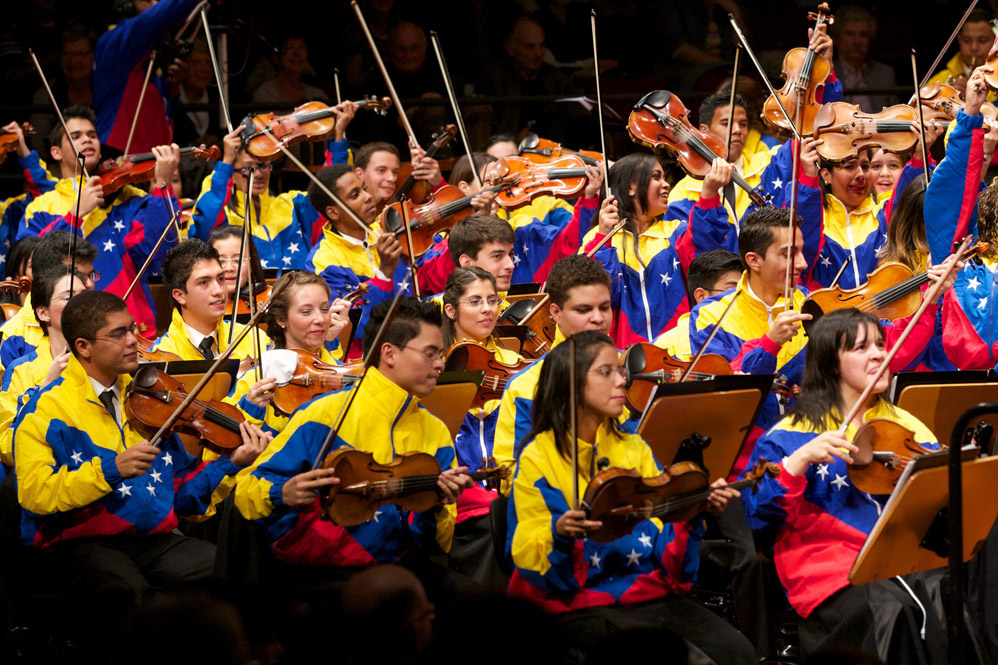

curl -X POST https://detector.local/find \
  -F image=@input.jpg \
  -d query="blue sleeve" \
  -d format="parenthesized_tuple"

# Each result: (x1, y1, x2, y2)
(129, 190, 180, 271)
(95, 0, 202, 78)
(189, 161, 234, 242)
(169, 436, 241, 517)
(19, 151, 57, 197)
(407, 443, 456, 554)
(688, 199, 736, 254)
(925, 110, 985, 262)
(324, 138, 350, 166)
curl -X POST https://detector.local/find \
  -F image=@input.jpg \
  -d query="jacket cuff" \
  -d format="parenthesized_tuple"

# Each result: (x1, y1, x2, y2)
(798, 173, 820, 188)
(269, 481, 286, 508)
(17, 150, 40, 170)
(957, 109, 986, 130)
(760, 335, 782, 356)
(696, 195, 722, 209)
(214, 455, 242, 474)
(100, 455, 122, 487)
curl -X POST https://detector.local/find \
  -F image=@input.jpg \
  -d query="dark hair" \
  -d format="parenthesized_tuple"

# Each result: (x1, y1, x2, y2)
(265, 271, 331, 349)
(441, 266, 496, 347)
(163, 239, 220, 309)
(31, 263, 89, 334)
(308, 163, 354, 223)
(362, 297, 443, 368)
(48, 105, 97, 154)
(964, 8, 995, 28)
(5, 236, 39, 280)
(545, 255, 611, 307)
(32, 231, 98, 275)
(355, 141, 400, 171)
(880, 178, 930, 270)
(484, 134, 516, 151)
(448, 213, 515, 264)
(818, 150, 873, 207)
(977, 179, 998, 261)
(61, 22, 96, 51)
(209, 225, 265, 285)
(698, 92, 747, 127)
(525, 331, 620, 460)
(450, 152, 496, 186)
(686, 249, 743, 300)
(738, 206, 800, 266)
(62, 290, 129, 357)
(790, 309, 889, 430)
(605, 153, 668, 264)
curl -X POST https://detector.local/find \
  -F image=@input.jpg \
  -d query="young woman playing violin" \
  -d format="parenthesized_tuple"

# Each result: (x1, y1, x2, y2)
(210, 225, 266, 306)
(743, 309, 947, 664)
(507, 330, 754, 662)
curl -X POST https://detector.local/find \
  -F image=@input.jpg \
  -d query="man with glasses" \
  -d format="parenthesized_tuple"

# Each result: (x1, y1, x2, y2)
(236, 297, 473, 586)
(14, 290, 269, 650)
(189, 125, 321, 270)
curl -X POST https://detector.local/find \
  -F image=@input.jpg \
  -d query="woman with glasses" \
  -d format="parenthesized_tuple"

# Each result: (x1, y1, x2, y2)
(209, 225, 266, 305)
(189, 125, 320, 271)
(507, 330, 754, 663)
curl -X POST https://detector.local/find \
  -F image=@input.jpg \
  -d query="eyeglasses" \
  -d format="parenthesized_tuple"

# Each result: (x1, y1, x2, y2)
(85, 271, 100, 282)
(93, 322, 140, 343)
(459, 296, 500, 309)
(401, 344, 447, 361)
(236, 163, 273, 176)
(218, 258, 244, 268)
(589, 365, 627, 380)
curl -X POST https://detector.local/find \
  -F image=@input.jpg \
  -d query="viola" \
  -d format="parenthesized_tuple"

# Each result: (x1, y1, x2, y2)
(178, 197, 195, 232)
(97, 144, 221, 197)
(443, 340, 532, 409)
(388, 125, 457, 206)
(811, 102, 939, 163)
(762, 3, 834, 135)
(494, 296, 556, 360)
(0, 123, 34, 165)
(621, 343, 733, 413)
(483, 155, 591, 209)
(124, 365, 246, 455)
(848, 419, 937, 494)
(271, 349, 364, 417)
(582, 458, 780, 543)
(628, 90, 765, 207)
(801, 241, 988, 333)
(242, 97, 392, 162)
(320, 448, 509, 526)
(517, 134, 603, 166)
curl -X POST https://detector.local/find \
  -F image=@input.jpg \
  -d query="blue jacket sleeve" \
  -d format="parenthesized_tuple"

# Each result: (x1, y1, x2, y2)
(189, 161, 234, 241)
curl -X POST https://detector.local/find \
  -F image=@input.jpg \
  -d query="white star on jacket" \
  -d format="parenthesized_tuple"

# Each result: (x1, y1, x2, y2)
(113, 220, 125, 231)
(162, 452, 173, 466)
(672, 257, 680, 271)
(820, 255, 832, 267)
(150, 470, 162, 483)
(979, 298, 988, 310)
(626, 549, 642, 566)
(288, 242, 299, 254)
(831, 474, 849, 490)
(637, 532, 653, 549)
(146, 484, 157, 496)
(103, 239, 115, 252)
(772, 178, 783, 189)
(967, 276, 982, 292)
(661, 272, 672, 285)
(373, 509, 382, 523)
(522, 244, 530, 254)
(70, 450, 84, 465)
(512, 254, 522, 266)
(283, 256, 292, 265)
(589, 551, 602, 569)
(816, 463, 829, 480)
(117, 484, 132, 497)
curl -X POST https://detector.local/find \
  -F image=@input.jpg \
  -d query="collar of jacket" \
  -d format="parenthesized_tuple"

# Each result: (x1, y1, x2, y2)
(320, 221, 378, 249)
(63, 351, 130, 406)
(738, 271, 806, 319)
(823, 191, 876, 218)
(360, 365, 421, 422)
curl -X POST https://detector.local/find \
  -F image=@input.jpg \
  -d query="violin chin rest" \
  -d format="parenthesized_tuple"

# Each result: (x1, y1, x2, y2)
(635, 90, 671, 110)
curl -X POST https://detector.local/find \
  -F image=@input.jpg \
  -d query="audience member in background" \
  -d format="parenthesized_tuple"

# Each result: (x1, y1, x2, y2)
(252, 34, 329, 106)
(832, 6, 898, 112)
(29, 23, 95, 156)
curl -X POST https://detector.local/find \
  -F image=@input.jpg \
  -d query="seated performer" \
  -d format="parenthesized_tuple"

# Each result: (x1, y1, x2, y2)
(353, 141, 444, 216)
(234, 298, 473, 576)
(209, 225, 266, 306)
(150, 240, 269, 361)
(507, 330, 755, 664)
(743, 309, 948, 663)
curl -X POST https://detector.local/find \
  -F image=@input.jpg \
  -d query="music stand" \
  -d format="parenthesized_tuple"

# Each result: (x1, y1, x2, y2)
(890, 370, 998, 445)
(421, 370, 485, 439)
(636, 374, 771, 479)
(849, 449, 998, 585)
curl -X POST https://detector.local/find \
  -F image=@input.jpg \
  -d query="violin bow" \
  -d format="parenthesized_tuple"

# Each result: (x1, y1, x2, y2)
(201, 6, 233, 134)
(590, 10, 609, 201)
(123, 53, 157, 158)
(569, 333, 579, 511)
(29, 49, 89, 180)
(430, 31, 483, 192)
(911, 50, 932, 188)
(333, 68, 342, 106)
(228, 168, 255, 347)
(123, 206, 183, 300)
(351, 0, 420, 151)
(399, 197, 421, 299)
(146, 272, 292, 448)
(679, 289, 741, 382)
(725, 46, 742, 161)
(836, 236, 971, 434)
(240, 169, 265, 381)
(919, 0, 980, 89)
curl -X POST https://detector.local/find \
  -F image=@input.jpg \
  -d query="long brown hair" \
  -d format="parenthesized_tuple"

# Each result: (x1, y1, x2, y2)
(441, 266, 496, 348)
(265, 271, 331, 349)
(879, 178, 929, 270)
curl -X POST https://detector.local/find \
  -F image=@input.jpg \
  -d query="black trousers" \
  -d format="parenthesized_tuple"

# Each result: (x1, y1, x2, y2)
(449, 514, 510, 594)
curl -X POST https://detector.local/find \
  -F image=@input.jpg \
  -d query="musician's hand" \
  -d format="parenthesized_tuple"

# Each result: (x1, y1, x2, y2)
(78, 176, 105, 217)
(409, 141, 443, 187)
(115, 442, 162, 479)
(965, 66, 992, 116)
(438, 466, 472, 504)
(470, 188, 498, 214)
(326, 297, 352, 341)
(785, 430, 857, 476)
(152, 143, 181, 190)
(926, 256, 965, 295)
(808, 24, 833, 61)
(229, 421, 272, 467)
(597, 194, 620, 236)
(705, 478, 740, 514)
(375, 232, 402, 277)
(2, 121, 29, 158)
(222, 125, 246, 165)
(800, 136, 823, 178)
(766, 310, 812, 346)
(555, 509, 603, 539)
(281, 467, 339, 508)
(332, 100, 359, 141)
(701, 157, 733, 200)
(583, 163, 604, 199)
(165, 56, 188, 85)
(40, 349, 71, 389)
(246, 377, 277, 407)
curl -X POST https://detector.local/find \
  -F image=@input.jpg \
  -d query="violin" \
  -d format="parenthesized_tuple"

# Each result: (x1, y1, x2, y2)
(0, 277, 30, 321)
(811, 102, 933, 163)
(443, 340, 532, 409)
(494, 296, 556, 360)
(225, 281, 272, 317)
(483, 155, 590, 209)
(124, 365, 246, 455)
(912, 82, 998, 127)
(380, 184, 477, 260)
(582, 458, 780, 543)
(97, 144, 221, 197)
(0, 123, 34, 165)
(801, 240, 988, 333)
(320, 448, 510, 526)
(517, 134, 603, 167)
(135, 335, 183, 363)
(848, 419, 937, 494)
(178, 198, 195, 232)
(242, 97, 392, 162)
(621, 343, 733, 412)
(628, 90, 765, 207)
(270, 349, 364, 417)
(762, 3, 834, 135)
(388, 125, 457, 206)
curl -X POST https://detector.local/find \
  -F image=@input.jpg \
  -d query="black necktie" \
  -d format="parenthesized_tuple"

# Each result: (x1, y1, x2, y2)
(197, 336, 215, 360)
(99, 389, 117, 423)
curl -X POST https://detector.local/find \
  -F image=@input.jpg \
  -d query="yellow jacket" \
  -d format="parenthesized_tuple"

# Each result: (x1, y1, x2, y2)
(150, 308, 270, 361)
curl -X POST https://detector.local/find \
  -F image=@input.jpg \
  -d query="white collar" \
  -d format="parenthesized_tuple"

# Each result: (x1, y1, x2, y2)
(183, 320, 216, 351)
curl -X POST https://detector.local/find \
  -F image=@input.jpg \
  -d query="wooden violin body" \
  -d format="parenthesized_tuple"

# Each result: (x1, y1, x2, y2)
(812, 102, 919, 162)
(444, 340, 532, 409)
(622, 343, 733, 412)
(136, 336, 182, 363)
(271, 349, 364, 417)
(0, 123, 34, 165)
(484, 155, 589, 209)
(0, 278, 30, 320)
(98, 144, 221, 197)
(389, 124, 457, 206)
(914, 82, 998, 126)
(518, 135, 602, 166)
(495, 296, 556, 360)
(849, 419, 937, 494)
(380, 184, 476, 259)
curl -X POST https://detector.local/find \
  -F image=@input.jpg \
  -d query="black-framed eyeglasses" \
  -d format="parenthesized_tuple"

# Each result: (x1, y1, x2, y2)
(236, 163, 273, 176)
(93, 322, 140, 343)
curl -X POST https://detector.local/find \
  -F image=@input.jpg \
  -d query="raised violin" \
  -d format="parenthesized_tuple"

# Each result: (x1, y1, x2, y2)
(388, 125, 457, 206)
(913, 82, 998, 127)
(812, 102, 932, 163)
(98, 144, 221, 197)
(0, 278, 30, 321)
(582, 458, 780, 543)
(379, 184, 489, 260)
(271, 349, 364, 417)
(483, 155, 591, 209)
(621, 343, 733, 412)
(628, 90, 765, 207)
(518, 134, 602, 166)
(242, 97, 392, 161)
(0, 123, 34, 165)
(443, 340, 532, 409)
(494, 296, 557, 360)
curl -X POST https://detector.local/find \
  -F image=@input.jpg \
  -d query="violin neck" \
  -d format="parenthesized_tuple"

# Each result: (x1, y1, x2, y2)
(871, 271, 931, 309)
(651, 475, 761, 517)
(295, 108, 336, 124)
(128, 145, 201, 164)
(544, 168, 588, 180)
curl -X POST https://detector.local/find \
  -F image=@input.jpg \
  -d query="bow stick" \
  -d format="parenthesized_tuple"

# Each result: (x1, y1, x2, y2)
(429, 31, 483, 191)
(679, 289, 742, 382)
(333, 68, 342, 105)
(569, 333, 579, 510)
(725, 46, 742, 160)
(911, 50, 932, 188)
(201, 6, 233, 134)
(228, 168, 255, 346)
(123, 207, 183, 300)
(591, 10, 609, 201)
(919, 0, 980, 89)
(123, 53, 157, 158)
(29, 49, 89, 180)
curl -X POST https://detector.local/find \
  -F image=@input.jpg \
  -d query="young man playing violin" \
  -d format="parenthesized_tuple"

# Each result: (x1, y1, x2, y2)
(150, 239, 269, 362)
(353, 140, 444, 216)
(14, 290, 268, 654)
(20, 105, 182, 338)
(235, 298, 474, 586)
